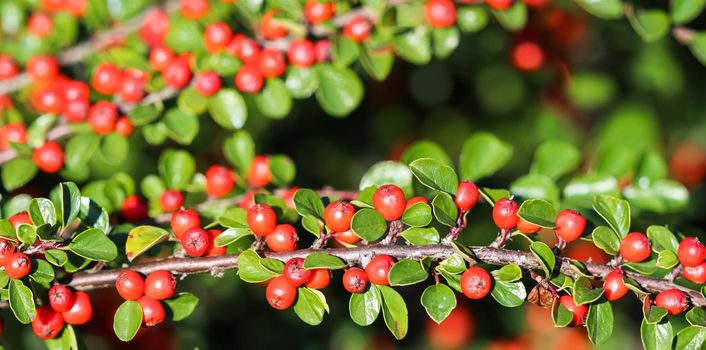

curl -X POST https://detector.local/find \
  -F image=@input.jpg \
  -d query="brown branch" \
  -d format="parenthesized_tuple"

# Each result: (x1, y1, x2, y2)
(57, 244, 706, 307)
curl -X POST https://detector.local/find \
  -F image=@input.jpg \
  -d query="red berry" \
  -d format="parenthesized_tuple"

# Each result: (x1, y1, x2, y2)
(115, 270, 145, 301)
(265, 224, 298, 252)
(258, 49, 286, 78)
(180, 0, 209, 20)
(88, 101, 118, 135)
(654, 289, 689, 315)
(559, 295, 588, 327)
(61, 291, 92, 325)
(141, 10, 169, 46)
(283, 257, 312, 287)
(405, 196, 429, 210)
(121, 195, 148, 222)
(170, 208, 201, 240)
(305, 269, 331, 289)
(205, 165, 234, 198)
(486, 0, 513, 10)
(247, 155, 272, 187)
(365, 255, 395, 286)
(424, 0, 456, 28)
(620, 232, 651, 263)
(460, 266, 492, 299)
(235, 63, 264, 94)
(239, 191, 260, 210)
(204, 22, 232, 53)
(0, 55, 18, 80)
(8, 211, 32, 229)
(247, 204, 277, 236)
(64, 100, 89, 123)
(555, 209, 586, 243)
(342, 268, 368, 293)
(0, 239, 15, 266)
(195, 71, 222, 97)
(335, 229, 361, 245)
(32, 141, 64, 173)
(66, 0, 87, 16)
(281, 186, 300, 209)
(678, 237, 706, 267)
(314, 40, 331, 63)
(48, 285, 74, 312)
(32, 306, 64, 339)
(29, 13, 53, 38)
(288, 40, 316, 68)
(304, 0, 334, 25)
(118, 74, 145, 103)
(32, 88, 66, 114)
(0, 122, 28, 150)
(163, 59, 192, 89)
(512, 41, 544, 72)
(115, 116, 134, 137)
(260, 10, 288, 40)
(205, 229, 227, 256)
(160, 189, 184, 213)
(602, 269, 628, 301)
(682, 262, 706, 284)
(145, 270, 176, 300)
(455, 181, 479, 212)
(180, 227, 210, 257)
(149, 46, 174, 71)
(266, 275, 297, 310)
(42, 0, 64, 12)
(324, 201, 355, 233)
(373, 184, 406, 221)
(63, 80, 89, 102)
(137, 296, 165, 327)
(92, 63, 122, 95)
(343, 17, 372, 42)
(492, 198, 519, 230)
(517, 218, 541, 234)
(227, 34, 261, 64)
(27, 55, 59, 83)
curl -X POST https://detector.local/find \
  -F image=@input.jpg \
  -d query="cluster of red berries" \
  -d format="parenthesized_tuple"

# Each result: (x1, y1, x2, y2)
(246, 204, 299, 252)
(492, 197, 587, 244)
(33, 285, 92, 339)
(40, 0, 88, 17)
(266, 258, 330, 310)
(2, 212, 34, 279)
(115, 269, 177, 327)
(170, 208, 226, 257)
(678, 237, 706, 284)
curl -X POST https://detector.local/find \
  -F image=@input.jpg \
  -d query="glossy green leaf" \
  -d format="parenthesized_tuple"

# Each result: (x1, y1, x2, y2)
(530, 241, 555, 277)
(64, 133, 100, 170)
(531, 141, 581, 180)
(401, 202, 432, 227)
(9, 279, 35, 324)
(389, 260, 429, 286)
(164, 292, 199, 321)
(575, 0, 623, 19)
(351, 208, 387, 241)
(29, 259, 55, 284)
(492, 264, 522, 282)
(17, 224, 36, 245)
(378, 285, 409, 340)
(68, 228, 118, 261)
(459, 132, 513, 181)
(400, 227, 440, 245)
(592, 226, 621, 255)
(593, 195, 631, 237)
(400, 140, 453, 167)
(395, 28, 432, 65)
(360, 48, 394, 81)
(238, 249, 278, 283)
(675, 325, 706, 350)
(315, 65, 364, 117)
(256, 78, 292, 119)
(164, 108, 199, 145)
(285, 67, 318, 99)
(209, 88, 247, 129)
(303, 253, 346, 270)
(113, 301, 142, 342)
(214, 227, 252, 247)
(564, 174, 619, 208)
(2, 157, 38, 191)
(431, 192, 458, 227)
(490, 280, 526, 307)
(294, 288, 328, 326)
(587, 300, 613, 345)
(421, 284, 456, 324)
(125, 225, 169, 262)
(641, 319, 673, 350)
(359, 161, 414, 198)
(672, 0, 706, 24)
(517, 199, 556, 228)
(158, 150, 195, 191)
(457, 6, 488, 32)
(552, 301, 574, 327)
(409, 158, 458, 194)
(293, 189, 325, 219)
(349, 286, 381, 326)
(509, 174, 560, 206)
(223, 130, 254, 172)
(573, 277, 605, 305)
(627, 9, 670, 42)
(686, 307, 706, 327)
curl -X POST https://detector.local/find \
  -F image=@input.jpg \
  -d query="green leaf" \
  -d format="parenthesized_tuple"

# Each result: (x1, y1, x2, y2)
(592, 226, 621, 255)
(400, 227, 440, 245)
(238, 249, 278, 283)
(421, 284, 456, 324)
(177, 87, 209, 116)
(575, 0, 623, 19)
(400, 140, 453, 167)
(68, 228, 117, 261)
(0, 220, 15, 240)
(675, 325, 706, 350)
(531, 141, 581, 180)
(217, 207, 248, 229)
(209, 88, 247, 129)
(351, 208, 387, 242)
(164, 108, 199, 145)
(293, 189, 325, 219)
(79, 197, 109, 232)
(530, 241, 555, 277)
(438, 254, 466, 275)
(389, 260, 429, 286)
(432, 27, 460, 59)
(509, 174, 560, 206)
(553, 301, 574, 327)
(641, 319, 673, 350)
(378, 285, 409, 340)
(573, 277, 605, 305)
(672, 0, 706, 24)
(303, 253, 346, 270)
(586, 300, 614, 345)
(259, 258, 284, 274)
(127, 105, 161, 126)
(349, 286, 381, 326)
(360, 48, 394, 81)
(656, 250, 679, 269)
(457, 6, 488, 32)
(686, 307, 706, 327)
(492, 3, 527, 31)
(285, 67, 318, 99)
(301, 215, 324, 237)
(563, 174, 619, 208)
(98, 133, 129, 163)
(359, 161, 414, 198)
(213, 228, 252, 247)
(479, 188, 511, 206)
(44, 324, 79, 350)
(492, 264, 522, 282)
(315, 64, 364, 117)
(401, 202, 432, 227)
(593, 195, 631, 237)
(644, 305, 669, 324)
(59, 182, 81, 229)
(459, 132, 513, 181)
(164, 292, 199, 321)
(125, 225, 169, 262)
(113, 301, 142, 342)
(27, 115, 57, 148)
(158, 150, 195, 191)
(647, 225, 679, 253)
(9, 279, 35, 324)
(517, 199, 556, 228)
(223, 130, 254, 172)
(2, 157, 38, 191)
(166, 17, 204, 53)
(255, 78, 292, 119)
(409, 158, 457, 194)
(431, 192, 458, 227)
(45, 249, 68, 266)
(17, 224, 37, 245)
(395, 28, 432, 65)
(29, 259, 54, 284)
(331, 36, 360, 67)
(627, 9, 670, 42)
(294, 288, 329, 326)
(490, 280, 526, 307)
(64, 133, 100, 170)
(269, 155, 296, 186)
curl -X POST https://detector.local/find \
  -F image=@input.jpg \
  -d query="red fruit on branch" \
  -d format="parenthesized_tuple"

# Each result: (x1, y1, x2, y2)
(265, 224, 298, 252)
(195, 71, 222, 97)
(682, 262, 706, 284)
(365, 255, 395, 285)
(205, 165, 234, 197)
(305, 269, 331, 289)
(27, 55, 59, 83)
(32, 141, 65, 173)
(88, 101, 118, 135)
(49, 285, 74, 312)
(204, 22, 233, 53)
(260, 10, 288, 40)
(32, 88, 66, 114)
(235, 63, 264, 94)
(115, 116, 134, 137)
(405, 196, 429, 210)
(180, 227, 211, 257)
(324, 201, 355, 232)
(228, 34, 261, 64)
(424, 0, 457, 28)
(248, 155, 272, 187)
(0, 55, 19, 80)
(288, 40, 316, 68)
(460, 266, 492, 299)
(343, 268, 369, 293)
(0, 239, 15, 266)
(118, 73, 145, 103)
(149, 46, 175, 71)
(32, 306, 64, 339)
(170, 208, 201, 239)
(335, 229, 361, 245)
(554, 209, 586, 242)
(160, 189, 184, 213)
(343, 16, 372, 42)
(517, 219, 541, 234)
(512, 41, 544, 72)
(92, 62, 122, 95)
(455, 181, 479, 212)
(116, 270, 145, 301)
(64, 99, 89, 123)
(180, 0, 209, 20)
(305, 0, 334, 25)
(247, 204, 277, 236)
(620, 232, 651, 263)
(283, 257, 313, 287)
(0, 122, 28, 150)
(654, 289, 688, 315)
(678, 237, 706, 267)
(145, 270, 176, 300)
(140, 10, 169, 46)
(258, 49, 287, 78)
(602, 269, 628, 301)
(29, 14, 53, 37)
(62, 291, 93, 325)
(492, 198, 519, 230)
(314, 40, 331, 62)
(559, 295, 588, 327)
(485, 0, 513, 10)
(266, 275, 297, 310)
(163, 59, 192, 89)
(8, 211, 32, 229)
(373, 184, 406, 221)
(205, 229, 227, 256)
(138, 296, 166, 327)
